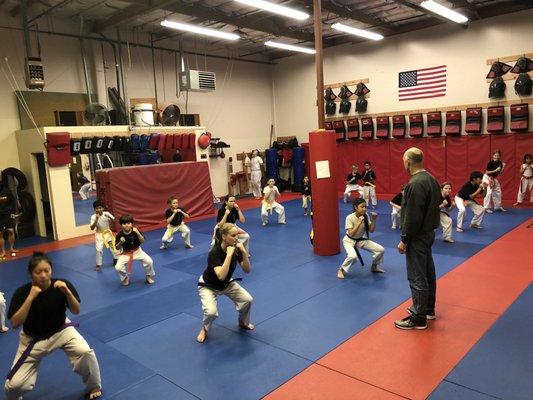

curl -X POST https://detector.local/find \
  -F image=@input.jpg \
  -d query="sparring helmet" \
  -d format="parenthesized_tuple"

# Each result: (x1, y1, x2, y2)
(339, 98, 351, 114)
(510, 57, 533, 74)
(515, 73, 533, 96)
(324, 87, 337, 101)
(338, 85, 353, 99)
(355, 82, 370, 96)
(486, 61, 512, 79)
(488, 77, 506, 99)
(325, 101, 337, 115)
(355, 96, 368, 113)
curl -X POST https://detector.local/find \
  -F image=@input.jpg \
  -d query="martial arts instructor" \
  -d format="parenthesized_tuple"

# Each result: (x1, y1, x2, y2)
(395, 147, 441, 330)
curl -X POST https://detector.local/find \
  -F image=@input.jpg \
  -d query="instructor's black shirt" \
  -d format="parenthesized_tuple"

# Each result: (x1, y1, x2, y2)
(8, 279, 80, 340)
(401, 171, 440, 243)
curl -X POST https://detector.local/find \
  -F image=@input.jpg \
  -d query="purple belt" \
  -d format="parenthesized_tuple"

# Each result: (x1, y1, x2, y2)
(6, 322, 78, 380)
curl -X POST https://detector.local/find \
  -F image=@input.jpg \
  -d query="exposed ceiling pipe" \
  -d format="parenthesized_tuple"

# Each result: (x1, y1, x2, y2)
(116, 28, 131, 126)
(79, 16, 93, 104)
(150, 33, 158, 110)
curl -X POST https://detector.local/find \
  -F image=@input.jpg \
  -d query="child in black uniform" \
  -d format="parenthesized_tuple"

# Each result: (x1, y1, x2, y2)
(301, 176, 312, 215)
(389, 186, 404, 229)
(362, 161, 377, 209)
(160, 196, 193, 250)
(455, 171, 487, 232)
(196, 223, 253, 343)
(114, 215, 155, 286)
(215, 195, 250, 252)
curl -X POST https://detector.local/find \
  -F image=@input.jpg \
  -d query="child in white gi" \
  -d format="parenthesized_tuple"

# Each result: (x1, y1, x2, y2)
(114, 215, 155, 286)
(389, 186, 404, 229)
(89, 200, 118, 271)
(261, 178, 286, 226)
(160, 196, 193, 250)
(0, 291, 8, 333)
(362, 161, 377, 209)
(483, 150, 506, 213)
(439, 182, 454, 243)
(337, 198, 385, 278)
(514, 153, 533, 206)
(343, 165, 364, 203)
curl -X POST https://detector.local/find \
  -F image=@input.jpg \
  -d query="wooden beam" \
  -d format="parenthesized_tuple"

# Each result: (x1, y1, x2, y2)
(314, 0, 325, 129)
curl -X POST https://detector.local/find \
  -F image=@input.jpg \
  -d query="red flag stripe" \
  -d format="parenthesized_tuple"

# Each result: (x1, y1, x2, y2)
(399, 84, 446, 93)
(416, 65, 446, 72)
(399, 93, 446, 100)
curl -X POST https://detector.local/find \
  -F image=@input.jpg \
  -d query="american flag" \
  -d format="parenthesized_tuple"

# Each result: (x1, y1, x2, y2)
(398, 65, 447, 101)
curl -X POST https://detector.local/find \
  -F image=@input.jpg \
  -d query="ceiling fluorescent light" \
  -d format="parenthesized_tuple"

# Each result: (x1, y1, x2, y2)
(420, 0, 468, 24)
(265, 41, 316, 54)
(234, 0, 309, 21)
(161, 20, 240, 41)
(331, 23, 384, 41)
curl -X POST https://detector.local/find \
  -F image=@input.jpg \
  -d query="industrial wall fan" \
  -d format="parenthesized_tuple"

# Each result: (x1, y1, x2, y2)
(159, 104, 181, 126)
(84, 103, 110, 126)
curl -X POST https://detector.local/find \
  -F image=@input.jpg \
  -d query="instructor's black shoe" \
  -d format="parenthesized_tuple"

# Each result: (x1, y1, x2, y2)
(394, 316, 427, 330)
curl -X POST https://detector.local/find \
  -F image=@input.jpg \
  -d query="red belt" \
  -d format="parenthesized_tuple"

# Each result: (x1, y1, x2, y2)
(122, 247, 139, 273)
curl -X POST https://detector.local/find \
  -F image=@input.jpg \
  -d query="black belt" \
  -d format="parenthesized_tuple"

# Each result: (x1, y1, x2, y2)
(347, 235, 368, 266)
(198, 277, 243, 289)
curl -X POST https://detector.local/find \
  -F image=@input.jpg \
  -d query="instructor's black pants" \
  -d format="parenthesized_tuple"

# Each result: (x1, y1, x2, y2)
(406, 231, 436, 323)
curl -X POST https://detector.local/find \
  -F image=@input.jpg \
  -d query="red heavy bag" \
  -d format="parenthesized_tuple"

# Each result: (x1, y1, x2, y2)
(392, 115, 406, 138)
(157, 134, 167, 151)
(487, 106, 504, 133)
(361, 117, 374, 139)
(174, 134, 183, 149)
(165, 134, 175, 150)
(148, 133, 160, 150)
(346, 118, 359, 140)
(376, 116, 389, 139)
(445, 111, 461, 136)
(409, 114, 423, 137)
(465, 108, 482, 134)
(46, 132, 71, 166)
(510, 104, 529, 132)
(333, 120, 346, 141)
(188, 133, 196, 149)
(427, 112, 442, 136)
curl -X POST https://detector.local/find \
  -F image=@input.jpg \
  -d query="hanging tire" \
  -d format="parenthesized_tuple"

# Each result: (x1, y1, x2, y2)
(18, 191, 36, 223)
(1, 168, 28, 191)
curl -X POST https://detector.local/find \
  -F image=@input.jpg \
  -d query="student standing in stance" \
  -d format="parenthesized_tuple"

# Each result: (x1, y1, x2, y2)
(4, 252, 102, 400)
(197, 223, 253, 343)
(483, 150, 506, 213)
(395, 148, 441, 330)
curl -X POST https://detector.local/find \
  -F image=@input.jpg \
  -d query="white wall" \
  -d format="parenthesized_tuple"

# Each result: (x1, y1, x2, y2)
(272, 10, 533, 142)
(0, 13, 274, 190)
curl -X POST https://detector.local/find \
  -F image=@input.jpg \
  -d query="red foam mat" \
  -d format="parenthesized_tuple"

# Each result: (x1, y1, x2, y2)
(96, 162, 213, 229)
(266, 219, 533, 400)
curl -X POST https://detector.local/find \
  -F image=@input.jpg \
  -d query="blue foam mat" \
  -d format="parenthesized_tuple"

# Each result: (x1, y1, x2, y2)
(108, 313, 311, 400)
(432, 284, 533, 400)
(108, 375, 198, 400)
(429, 381, 502, 400)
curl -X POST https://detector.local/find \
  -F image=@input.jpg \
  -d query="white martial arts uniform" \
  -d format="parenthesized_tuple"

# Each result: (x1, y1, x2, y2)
(516, 163, 533, 204)
(250, 156, 263, 198)
(90, 211, 118, 266)
(261, 186, 285, 225)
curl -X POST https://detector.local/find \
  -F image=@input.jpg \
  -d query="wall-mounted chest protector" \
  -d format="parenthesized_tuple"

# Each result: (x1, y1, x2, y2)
(340, 99, 351, 114)
(489, 77, 506, 99)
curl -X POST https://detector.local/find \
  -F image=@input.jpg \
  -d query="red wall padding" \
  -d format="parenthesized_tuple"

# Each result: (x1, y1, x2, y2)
(96, 162, 213, 230)
(326, 133, 533, 200)
(425, 137, 446, 185)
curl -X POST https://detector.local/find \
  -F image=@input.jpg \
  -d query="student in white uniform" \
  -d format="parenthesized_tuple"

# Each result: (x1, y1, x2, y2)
(4, 252, 102, 400)
(0, 291, 8, 333)
(89, 200, 118, 271)
(515, 153, 533, 206)
(261, 178, 286, 226)
(337, 198, 385, 278)
(301, 176, 312, 216)
(77, 172, 92, 201)
(249, 150, 263, 199)
(196, 223, 253, 343)
(160, 196, 193, 250)
(389, 186, 404, 229)
(439, 182, 454, 243)
(483, 150, 506, 213)
(455, 171, 487, 232)
(343, 165, 364, 203)
(362, 161, 378, 209)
